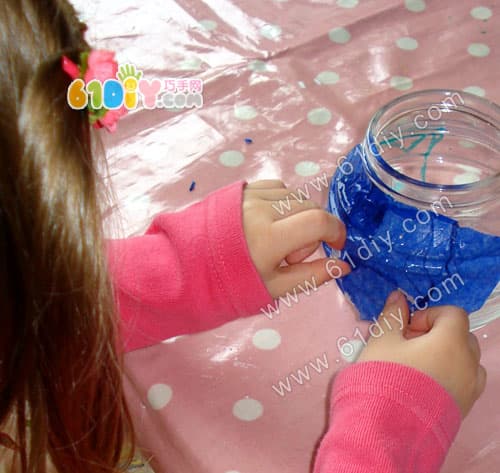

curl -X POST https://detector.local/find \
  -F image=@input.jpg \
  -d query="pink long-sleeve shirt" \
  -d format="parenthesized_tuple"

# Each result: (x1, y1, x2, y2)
(107, 181, 462, 473)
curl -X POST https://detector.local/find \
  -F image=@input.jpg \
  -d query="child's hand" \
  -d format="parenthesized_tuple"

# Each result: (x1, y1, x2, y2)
(358, 291, 487, 418)
(242, 180, 350, 298)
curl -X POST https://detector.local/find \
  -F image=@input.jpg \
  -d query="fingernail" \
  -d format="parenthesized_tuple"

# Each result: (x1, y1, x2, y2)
(387, 290, 402, 305)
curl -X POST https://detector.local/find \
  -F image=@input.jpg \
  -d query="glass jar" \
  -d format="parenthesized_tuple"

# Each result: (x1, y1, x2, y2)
(331, 89, 500, 330)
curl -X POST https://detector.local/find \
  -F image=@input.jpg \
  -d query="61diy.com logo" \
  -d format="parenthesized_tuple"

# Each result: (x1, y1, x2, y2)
(66, 63, 143, 111)
(66, 63, 204, 111)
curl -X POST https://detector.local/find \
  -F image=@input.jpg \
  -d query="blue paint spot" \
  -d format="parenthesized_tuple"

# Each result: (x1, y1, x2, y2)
(244, 138, 253, 144)
(189, 181, 196, 192)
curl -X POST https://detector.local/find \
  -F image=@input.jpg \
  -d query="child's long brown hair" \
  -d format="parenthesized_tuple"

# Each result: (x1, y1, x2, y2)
(0, 0, 135, 471)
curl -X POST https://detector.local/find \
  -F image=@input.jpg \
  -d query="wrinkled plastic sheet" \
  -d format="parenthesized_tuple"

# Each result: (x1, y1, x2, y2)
(71, 0, 500, 472)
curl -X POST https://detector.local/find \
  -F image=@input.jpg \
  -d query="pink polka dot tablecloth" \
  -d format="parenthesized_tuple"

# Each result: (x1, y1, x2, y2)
(71, 1, 499, 472)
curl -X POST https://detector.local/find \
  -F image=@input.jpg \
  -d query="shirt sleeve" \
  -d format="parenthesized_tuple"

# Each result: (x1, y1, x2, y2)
(106, 181, 274, 353)
(313, 361, 462, 473)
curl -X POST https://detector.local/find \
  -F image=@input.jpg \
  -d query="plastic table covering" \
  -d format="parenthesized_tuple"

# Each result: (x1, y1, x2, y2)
(71, 1, 500, 472)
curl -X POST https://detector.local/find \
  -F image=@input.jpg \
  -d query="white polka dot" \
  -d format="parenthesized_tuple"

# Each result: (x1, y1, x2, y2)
(457, 164, 481, 178)
(390, 76, 413, 91)
(463, 86, 486, 97)
(219, 150, 245, 167)
(252, 329, 281, 350)
(248, 60, 277, 73)
(336, 0, 358, 8)
(339, 339, 365, 363)
(198, 19, 218, 31)
(471, 6, 492, 21)
(328, 27, 351, 44)
(405, 0, 426, 12)
(260, 24, 282, 40)
(232, 398, 263, 421)
(315, 71, 340, 84)
(248, 60, 266, 71)
(453, 172, 480, 185)
(307, 107, 332, 125)
(396, 37, 419, 50)
(178, 57, 202, 71)
(234, 105, 258, 120)
(458, 140, 476, 149)
(468, 43, 490, 57)
(295, 160, 321, 176)
(147, 384, 173, 410)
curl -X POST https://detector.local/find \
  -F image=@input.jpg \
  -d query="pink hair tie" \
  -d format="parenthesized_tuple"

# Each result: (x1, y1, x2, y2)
(61, 50, 127, 132)
(61, 55, 80, 79)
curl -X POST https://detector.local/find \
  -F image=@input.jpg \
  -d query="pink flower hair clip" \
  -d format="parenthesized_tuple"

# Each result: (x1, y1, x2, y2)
(62, 50, 127, 132)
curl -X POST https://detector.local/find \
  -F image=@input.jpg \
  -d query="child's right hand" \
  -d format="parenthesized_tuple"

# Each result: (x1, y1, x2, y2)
(357, 291, 487, 418)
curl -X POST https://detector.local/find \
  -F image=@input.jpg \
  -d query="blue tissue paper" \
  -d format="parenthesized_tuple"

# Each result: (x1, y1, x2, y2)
(323, 145, 500, 320)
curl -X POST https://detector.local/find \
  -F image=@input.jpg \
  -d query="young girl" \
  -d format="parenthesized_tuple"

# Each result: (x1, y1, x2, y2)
(0, 0, 486, 472)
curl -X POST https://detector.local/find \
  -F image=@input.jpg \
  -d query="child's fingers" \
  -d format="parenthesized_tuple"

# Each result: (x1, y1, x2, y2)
(375, 291, 410, 341)
(270, 198, 320, 219)
(407, 309, 432, 333)
(271, 209, 346, 258)
(269, 258, 350, 298)
(475, 365, 487, 400)
(410, 305, 470, 338)
(246, 187, 319, 209)
(246, 180, 286, 190)
(245, 188, 291, 201)
(468, 332, 481, 363)
(404, 327, 428, 340)
(285, 243, 320, 264)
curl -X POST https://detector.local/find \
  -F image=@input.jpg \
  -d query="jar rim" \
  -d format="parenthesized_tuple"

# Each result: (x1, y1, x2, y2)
(364, 88, 500, 193)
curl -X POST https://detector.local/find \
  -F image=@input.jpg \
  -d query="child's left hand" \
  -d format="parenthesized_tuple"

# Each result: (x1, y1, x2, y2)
(243, 180, 350, 299)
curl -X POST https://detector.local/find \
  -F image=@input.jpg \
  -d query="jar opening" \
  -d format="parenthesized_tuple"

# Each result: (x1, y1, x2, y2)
(362, 89, 500, 204)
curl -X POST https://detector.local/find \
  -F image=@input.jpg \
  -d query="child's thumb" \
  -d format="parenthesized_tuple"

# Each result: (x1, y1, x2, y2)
(376, 290, 410, 339)
(270, 257, 350, 298)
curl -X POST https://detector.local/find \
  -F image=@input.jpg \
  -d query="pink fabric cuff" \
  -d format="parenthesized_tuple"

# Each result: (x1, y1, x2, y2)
(108, 180, 275, 352)
(313, 361, 462, 472)
(205, 180, 275, 318)
(333, 361, 462, 451)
